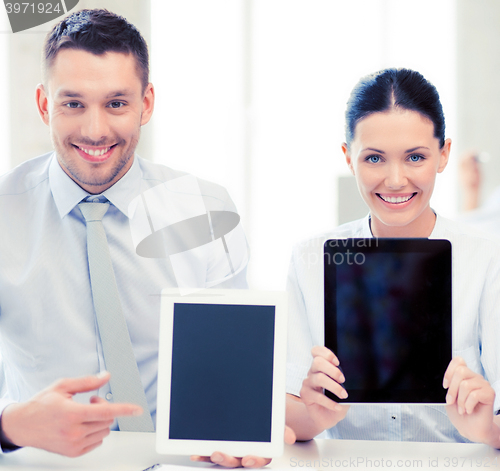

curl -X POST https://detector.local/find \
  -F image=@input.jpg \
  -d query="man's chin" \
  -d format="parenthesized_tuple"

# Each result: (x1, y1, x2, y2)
(56, 151, 135, 192)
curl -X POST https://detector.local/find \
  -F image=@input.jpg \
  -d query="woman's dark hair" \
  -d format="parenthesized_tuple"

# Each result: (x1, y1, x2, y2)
(43, 9, 149, 91)
(345, 68, 445, 149)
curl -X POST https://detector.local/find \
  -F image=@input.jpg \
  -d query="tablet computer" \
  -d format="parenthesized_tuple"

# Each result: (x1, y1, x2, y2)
(324, 238, 452, 404)
(156, 289, 287, 457)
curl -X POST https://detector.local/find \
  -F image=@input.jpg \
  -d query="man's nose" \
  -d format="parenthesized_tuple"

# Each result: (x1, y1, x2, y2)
(81, 107, 110, 142)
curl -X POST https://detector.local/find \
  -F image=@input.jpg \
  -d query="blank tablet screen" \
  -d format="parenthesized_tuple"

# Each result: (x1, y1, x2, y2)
(168, 303, 275, 441)
(324, 239, 452, 403)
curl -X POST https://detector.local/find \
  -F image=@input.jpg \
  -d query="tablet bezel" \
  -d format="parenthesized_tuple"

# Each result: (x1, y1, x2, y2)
(156, 288, 287, 457)
(323, 238, 452, 404)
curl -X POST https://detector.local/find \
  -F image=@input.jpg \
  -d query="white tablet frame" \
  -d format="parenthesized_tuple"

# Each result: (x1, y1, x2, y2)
(156, 288, 288, 457)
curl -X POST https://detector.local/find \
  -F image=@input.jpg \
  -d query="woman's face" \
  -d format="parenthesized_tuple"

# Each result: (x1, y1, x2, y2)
(343, 108, 451, 238)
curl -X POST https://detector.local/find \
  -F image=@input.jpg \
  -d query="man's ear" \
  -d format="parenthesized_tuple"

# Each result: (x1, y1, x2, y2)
(438, 138, 452, 173)
(35, 84, 50, 126)
(342, 142, 355, 175)
(140, 83, 155, 126)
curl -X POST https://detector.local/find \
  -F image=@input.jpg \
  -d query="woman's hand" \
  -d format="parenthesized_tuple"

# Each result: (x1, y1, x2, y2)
(300, 346, 349, 430)
(287, 346, 349, 441)
(444, 356, 500, 447)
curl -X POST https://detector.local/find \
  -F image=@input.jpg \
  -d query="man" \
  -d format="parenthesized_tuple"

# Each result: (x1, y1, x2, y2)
(458, 150, 500, 235)
(0, 9, 275, 465)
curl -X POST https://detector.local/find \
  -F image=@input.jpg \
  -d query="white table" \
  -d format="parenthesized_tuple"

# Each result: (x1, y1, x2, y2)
(0, 432, 499, 470)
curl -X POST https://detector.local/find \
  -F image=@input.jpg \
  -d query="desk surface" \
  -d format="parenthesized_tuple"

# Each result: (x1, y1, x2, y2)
(0, 432, 499, 470)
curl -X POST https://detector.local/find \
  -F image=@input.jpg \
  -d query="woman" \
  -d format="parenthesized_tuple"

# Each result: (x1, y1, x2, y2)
(285, 68, 500, 445)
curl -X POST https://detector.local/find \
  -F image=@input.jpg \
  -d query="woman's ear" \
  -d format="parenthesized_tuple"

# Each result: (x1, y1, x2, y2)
(342, 142, 355, 175)
(438, 138, 452, 173)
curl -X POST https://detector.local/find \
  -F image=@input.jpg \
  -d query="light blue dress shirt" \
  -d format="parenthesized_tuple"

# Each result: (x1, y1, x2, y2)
(286, 214, 500, 442)
(0, 152, 248, 434)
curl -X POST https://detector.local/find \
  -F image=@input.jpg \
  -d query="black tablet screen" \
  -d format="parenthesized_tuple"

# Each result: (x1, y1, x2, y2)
(168, 303, 275, 441)
(324, 239, 452, 403)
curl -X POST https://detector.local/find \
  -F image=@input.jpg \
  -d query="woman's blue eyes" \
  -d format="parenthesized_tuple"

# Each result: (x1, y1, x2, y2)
(365, 154, 424, 163)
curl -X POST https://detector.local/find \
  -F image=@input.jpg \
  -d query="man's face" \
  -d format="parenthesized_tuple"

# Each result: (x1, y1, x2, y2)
(36, 49, 154, 194)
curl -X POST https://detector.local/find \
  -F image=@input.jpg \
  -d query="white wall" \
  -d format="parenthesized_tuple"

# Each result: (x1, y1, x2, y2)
(151, 0, 457, 290)
(0, 6, 10, 175)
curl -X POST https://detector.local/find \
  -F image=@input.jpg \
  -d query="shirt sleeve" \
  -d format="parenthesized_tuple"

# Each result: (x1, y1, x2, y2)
(285, 245, 316, 397)
(0, 398, 20, 453)
(478, 244, 500, 414)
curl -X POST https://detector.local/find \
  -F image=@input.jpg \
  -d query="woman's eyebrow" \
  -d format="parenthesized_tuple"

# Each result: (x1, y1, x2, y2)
(362, 147, 385, 153)
(405, 146, 430, 153)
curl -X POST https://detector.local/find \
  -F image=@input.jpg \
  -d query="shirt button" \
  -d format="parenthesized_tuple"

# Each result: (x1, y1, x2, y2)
(391, 415, 397, 420)
(92, 197, 100, 203)
(105, 393, 113, 401)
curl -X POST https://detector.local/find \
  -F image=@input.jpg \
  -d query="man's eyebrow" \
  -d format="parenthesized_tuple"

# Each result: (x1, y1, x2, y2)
(56, 90, 82, 98)
(55, 90, 135, 99)
(105, 90, 135, 98)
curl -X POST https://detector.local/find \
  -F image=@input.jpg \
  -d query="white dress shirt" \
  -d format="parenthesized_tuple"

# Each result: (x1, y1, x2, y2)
(0, 152, 248, 439)
(286, 214, 500, 442)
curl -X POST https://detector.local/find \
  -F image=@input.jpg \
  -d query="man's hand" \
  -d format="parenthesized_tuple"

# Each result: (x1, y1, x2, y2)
(286, 346, 349, 441)
(443, 357, 500, 447)
(190, 426, 296, 468)
(1, 372, 143, 457)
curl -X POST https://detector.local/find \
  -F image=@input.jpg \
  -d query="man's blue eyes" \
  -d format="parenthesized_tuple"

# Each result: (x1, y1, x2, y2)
(65, 102, 125, 108)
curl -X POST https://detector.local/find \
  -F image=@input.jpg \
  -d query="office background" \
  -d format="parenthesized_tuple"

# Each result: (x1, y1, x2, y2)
(0, 0, 498, 290)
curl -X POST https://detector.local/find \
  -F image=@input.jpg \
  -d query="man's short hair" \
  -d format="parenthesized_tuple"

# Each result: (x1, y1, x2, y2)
(43, 9, 149, 91)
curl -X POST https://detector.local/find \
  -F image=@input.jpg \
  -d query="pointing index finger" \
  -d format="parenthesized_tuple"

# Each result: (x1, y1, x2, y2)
(77, 402, 144, 422)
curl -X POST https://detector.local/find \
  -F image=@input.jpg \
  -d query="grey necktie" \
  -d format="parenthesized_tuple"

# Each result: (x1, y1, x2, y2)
(79, 202, 154, 432)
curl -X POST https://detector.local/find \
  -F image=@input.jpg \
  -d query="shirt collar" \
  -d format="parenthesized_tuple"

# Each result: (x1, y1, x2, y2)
(101, 157, 142, 218)
(364, 211, 440, 239)
(361, 214, 374, 238)
(49, 153, 88, 219)
(428, 212, 442, 239)
(49, 153, 143, 219)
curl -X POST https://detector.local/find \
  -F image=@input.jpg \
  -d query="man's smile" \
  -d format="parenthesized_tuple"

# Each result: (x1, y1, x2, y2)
(72, 143, 118, 163)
